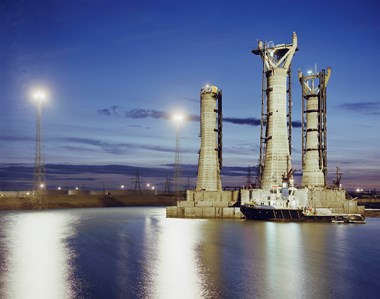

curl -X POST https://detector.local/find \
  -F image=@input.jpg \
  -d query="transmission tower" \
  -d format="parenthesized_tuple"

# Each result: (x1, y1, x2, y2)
(33, 91, 47, 209)
(173, 114, 183, 202)
(132, 168, 142, 195)
(164, 172, 172, 194)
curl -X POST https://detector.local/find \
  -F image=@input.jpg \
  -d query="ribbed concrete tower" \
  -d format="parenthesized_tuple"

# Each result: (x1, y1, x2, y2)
(253, 32, 298, 190)
(196, 85, 222, 191)
(299, 67, 331, 187)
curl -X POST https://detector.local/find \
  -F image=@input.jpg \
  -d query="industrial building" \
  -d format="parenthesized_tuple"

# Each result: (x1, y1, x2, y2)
(167, 32, 364, 219)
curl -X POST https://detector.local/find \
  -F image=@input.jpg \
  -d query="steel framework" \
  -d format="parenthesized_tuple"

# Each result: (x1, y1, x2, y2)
(33, 99, 47, 209)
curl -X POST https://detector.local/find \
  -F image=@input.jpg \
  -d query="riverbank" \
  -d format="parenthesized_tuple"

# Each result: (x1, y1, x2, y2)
(0, 191, 176, 210)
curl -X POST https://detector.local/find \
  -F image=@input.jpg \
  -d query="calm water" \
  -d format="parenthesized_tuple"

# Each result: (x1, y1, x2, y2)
(0, 207, 379, 299)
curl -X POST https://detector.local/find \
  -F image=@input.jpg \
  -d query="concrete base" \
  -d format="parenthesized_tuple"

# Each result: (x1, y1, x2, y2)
(166, 206, 243, 219)
(166, 190, 243, 219)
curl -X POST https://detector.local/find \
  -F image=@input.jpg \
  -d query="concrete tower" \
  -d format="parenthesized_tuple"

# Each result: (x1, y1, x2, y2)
(299, 67, 331, 187)
(253, 32, 298, 190)
(196, 85, 222, 191)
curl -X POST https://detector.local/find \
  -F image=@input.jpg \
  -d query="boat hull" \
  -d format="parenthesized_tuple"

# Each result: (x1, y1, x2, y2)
(240, 205, 333, 222)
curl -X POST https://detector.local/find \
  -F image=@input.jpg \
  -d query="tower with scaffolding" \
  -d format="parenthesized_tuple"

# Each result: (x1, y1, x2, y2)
(299, 67, 330, 187)
(252, 32, 298, 190)
(167, 85, 241, 219)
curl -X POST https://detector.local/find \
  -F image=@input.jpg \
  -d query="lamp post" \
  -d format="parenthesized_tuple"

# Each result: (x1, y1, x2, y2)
(32, 90, 47, 209)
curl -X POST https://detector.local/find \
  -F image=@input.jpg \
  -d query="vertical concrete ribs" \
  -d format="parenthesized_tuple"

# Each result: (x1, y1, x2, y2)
(196, 85, 222, 191)
(299, 67, 331, 187)
(253, 32, 298, 190)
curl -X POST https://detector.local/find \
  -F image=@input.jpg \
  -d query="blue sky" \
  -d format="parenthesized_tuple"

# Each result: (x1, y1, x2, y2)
(1, 0, 379, 191)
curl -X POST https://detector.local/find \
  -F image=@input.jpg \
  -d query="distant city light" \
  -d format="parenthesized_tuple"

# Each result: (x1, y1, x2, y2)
(75, 187, 79, 190)
(40, 183, 44, 189)
(151, 186, 155, 190)
(356, 188, 364, 192)
(57, 187, 61, 190)
(147, 183, 150, 187)
(121, 185, 125, 189)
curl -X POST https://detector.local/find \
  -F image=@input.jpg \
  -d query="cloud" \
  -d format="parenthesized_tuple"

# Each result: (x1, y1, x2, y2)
(98, 105, 124, 116)
(0, 135, 33, 142)
(341, 101, 380, 115)
(292, 120, 302, 128)
(98, 108, 111, 116)
(100, 106, 302, 128)
(223, 117, 260, 126)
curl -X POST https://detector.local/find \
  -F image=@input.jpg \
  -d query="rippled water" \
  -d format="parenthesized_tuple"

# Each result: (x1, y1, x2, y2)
(0, 207, 379, 299)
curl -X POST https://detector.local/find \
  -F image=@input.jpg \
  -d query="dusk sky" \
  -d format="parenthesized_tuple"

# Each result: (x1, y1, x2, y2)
(1, 0, 379, 191)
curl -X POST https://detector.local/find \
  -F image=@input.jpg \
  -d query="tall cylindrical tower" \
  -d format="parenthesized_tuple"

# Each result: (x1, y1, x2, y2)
(253, 32, 298, 190)
(196, 85, 222, 191)
(299, 68, 331, 187)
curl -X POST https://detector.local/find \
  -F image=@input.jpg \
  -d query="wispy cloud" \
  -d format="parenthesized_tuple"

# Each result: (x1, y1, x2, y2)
(223, 117, 260, 126)
(98, 105, 124, 116)
(341, 101, 380, 115)
(99, 107, 302, 127)
(59, 137, 181, 154)
(0, 135, 33, 142)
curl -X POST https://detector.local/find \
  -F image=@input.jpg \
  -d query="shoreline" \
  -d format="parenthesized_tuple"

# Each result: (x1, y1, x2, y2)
(0, 193, 176, 211)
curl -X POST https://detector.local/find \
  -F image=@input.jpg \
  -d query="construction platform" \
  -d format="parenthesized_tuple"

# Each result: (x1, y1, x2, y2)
(166, 190, 243, 219)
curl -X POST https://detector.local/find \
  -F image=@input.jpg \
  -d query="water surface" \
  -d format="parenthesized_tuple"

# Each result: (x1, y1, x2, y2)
(0, 207, 379, 298)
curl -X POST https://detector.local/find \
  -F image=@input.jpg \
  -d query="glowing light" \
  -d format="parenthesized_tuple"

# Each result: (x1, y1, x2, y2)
(147, 183, 150, 187)
(307, 70, 313, 75)
(40, 183, 45, 189)
(75, 187, 79, 190)
(32, 89, 48, 102)
(57, 187, 61, 190)
(151, 186, 155, 190)
(121, 185, 125, 189)
(173, 113, 184, 123)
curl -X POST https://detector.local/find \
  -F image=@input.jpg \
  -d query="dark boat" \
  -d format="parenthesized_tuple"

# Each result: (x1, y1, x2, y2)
(240, 203, 367, 223)
(240, 203, 334, 222)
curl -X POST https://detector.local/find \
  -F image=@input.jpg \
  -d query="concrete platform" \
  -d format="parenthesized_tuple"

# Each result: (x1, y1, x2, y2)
(166, 206, 243, 219)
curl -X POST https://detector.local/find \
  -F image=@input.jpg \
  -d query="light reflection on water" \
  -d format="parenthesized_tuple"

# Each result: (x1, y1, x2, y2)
(0, 208, 379, 299)
(0, 211, 78, 299)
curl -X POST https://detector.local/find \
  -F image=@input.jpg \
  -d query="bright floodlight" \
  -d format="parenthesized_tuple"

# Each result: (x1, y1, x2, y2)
(40, 183, 44, 189)
(173, 113, 184, 123)
(33, 90, 47, 101)
(307, 70, 313, 75)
